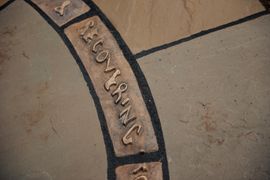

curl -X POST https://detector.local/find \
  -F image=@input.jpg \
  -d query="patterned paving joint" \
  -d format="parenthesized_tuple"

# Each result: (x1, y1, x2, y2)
(31, 0, 90, 26)
(116, 162, 163, 180)
(65, 16, 159, 157)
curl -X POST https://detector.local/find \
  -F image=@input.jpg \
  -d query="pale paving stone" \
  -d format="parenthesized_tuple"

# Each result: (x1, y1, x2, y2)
(139, 15, 270, 180)
(0, 1, 106, 179)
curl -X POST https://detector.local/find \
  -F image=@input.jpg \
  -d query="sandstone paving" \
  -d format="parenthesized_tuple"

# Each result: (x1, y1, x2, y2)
(138, 14, 270, 180)
(94, 0, 265, 54)
(0, 1, 106, 179)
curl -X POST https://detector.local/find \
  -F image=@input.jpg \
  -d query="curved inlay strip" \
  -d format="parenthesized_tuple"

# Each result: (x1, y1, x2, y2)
(65, 16, 159, 157)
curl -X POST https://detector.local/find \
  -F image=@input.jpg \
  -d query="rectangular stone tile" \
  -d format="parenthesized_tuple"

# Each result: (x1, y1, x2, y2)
(138, 15, 270, 180)
(116, 162, 163, 180)
(93, 0, 264, 53)
(64, 16, 158, 157)
(31, 0, 90, 26)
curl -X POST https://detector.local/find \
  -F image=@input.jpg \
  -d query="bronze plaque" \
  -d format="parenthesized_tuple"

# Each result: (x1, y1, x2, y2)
(116, 162, 163, 180)
(64, 16, 158, 157)
(31, 0, 90, 26)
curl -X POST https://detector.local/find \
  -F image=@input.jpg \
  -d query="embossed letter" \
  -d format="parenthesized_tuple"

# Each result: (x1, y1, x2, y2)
(122, 123, 142, 145)
(80, 20, 94, 35)
(121, 98, 130, 106)
(92, 39, 104, 53)
(104, 69, 121, 91)
(79, 20, 98, 44)
(112, 82, 128, 104)
(82, 28, 98, 44)
(120, 105, 136, 126)
(95, 50, 115, 73)
(96, 50, 109, 63)
(54, 1, 71, 16)
(132, 163, 148, 174)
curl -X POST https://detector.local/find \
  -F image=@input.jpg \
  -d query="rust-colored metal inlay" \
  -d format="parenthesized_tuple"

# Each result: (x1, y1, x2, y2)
(64, 16, 158, 157)
(116, 162, 163, 180)
(31, 0, 90, 26)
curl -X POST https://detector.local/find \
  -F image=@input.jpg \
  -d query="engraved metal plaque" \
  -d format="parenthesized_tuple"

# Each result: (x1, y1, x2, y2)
(31, 0, 90, 26)
(116, 162, 163, 180)
(65, 16, 158, 157)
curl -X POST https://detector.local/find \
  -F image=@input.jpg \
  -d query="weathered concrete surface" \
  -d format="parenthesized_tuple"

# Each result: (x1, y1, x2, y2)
(0, 1, 106, 179)
(139, 15, 270, 180)
(94, 0, 264, 54)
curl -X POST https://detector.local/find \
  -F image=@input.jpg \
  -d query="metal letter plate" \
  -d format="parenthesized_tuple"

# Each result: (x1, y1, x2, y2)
(64, 16, 158, 157)
(116, 162, 163, 180)
(31, 0, 90, 26)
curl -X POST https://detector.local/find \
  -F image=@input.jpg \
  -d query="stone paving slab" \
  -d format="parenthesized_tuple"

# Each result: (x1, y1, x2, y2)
(139, 15, 270, 180)
(0, 1, 106, 179)
(93, 0, 264, 54)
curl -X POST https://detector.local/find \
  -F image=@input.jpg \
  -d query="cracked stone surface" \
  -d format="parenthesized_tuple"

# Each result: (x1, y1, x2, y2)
(138, 14, 270, 180)
(0, 1, 106, 179)
(93, 0, 264, 53)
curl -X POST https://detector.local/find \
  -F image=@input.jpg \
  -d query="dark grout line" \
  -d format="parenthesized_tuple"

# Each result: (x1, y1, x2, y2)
(0, 0, 16, 11)
(24, 0, 170, 179)
(134, 10, 270, 59)
(115, 151, 161, 166)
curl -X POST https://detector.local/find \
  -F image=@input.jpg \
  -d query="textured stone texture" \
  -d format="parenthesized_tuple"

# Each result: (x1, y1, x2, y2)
(116, 162, 163, 180)
(32, 0, 90, 26)
(0, 1, 106, 179)
(139, 15, 270, 180)
(65, 16, 158, 157)
(94, 0, 265, 53)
